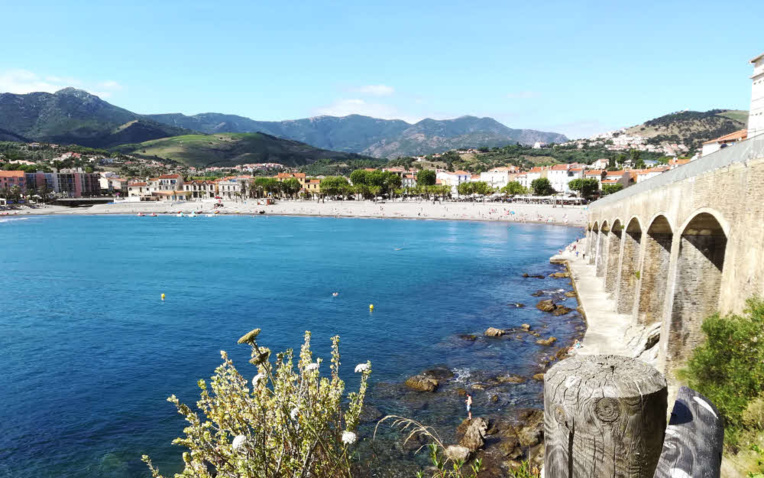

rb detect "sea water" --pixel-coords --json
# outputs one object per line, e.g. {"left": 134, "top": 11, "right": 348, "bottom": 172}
{"left": 0, "top": 215, "right": 581, "bottom": 477}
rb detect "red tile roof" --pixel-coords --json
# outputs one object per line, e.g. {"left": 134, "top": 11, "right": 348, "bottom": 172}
{"left": 703, "top": 129, "right": 747, "bottom": 145}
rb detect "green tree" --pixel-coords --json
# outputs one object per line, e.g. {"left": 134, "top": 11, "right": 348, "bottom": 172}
{"left": 417, "top": 169, "right": 436, "bottom": 187}
{"left": 349, "top": 169, "right": 369, "bottom": 187}
{"left": 601, "top": 183, "right": 623, "bottom": 196}
{"left": 530, "top": 177, "right": 555, "bottom": 196}
{"left": 320, "top": 176, "right": 350, "bottom": 197}
{"left": 143, "top": 328, "right": 372, "bottom": 478}
{"left": 501, "top": 181, "right": 527, "bottom": 195}
{"left": 568, "top": 178, "right": 599, "bottom": 199}
{"left": 280, "top": 178, "right": 301, "bottom": 198}
{"left": 457, "top": 182, "right": 473, "bottom": 196}
{"left": 471, "top": 181, "right": 492, "bottom": 196}
{"left": 683, "top": 298, "right": 764, "bottom": 439}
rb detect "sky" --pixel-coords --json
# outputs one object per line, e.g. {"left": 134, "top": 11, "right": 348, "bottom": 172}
{"left": 1, "top": 0, "right": 763, "bottom": 139}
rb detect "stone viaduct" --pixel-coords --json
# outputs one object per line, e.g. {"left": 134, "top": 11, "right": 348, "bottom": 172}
{"left": 584, "top": 134, "right": 764, "bottom": 373}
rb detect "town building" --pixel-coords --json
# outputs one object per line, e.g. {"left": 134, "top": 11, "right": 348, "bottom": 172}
{"left": 402, "top": 173, "right": 417, "bottom": 188}
{"left": 183, "top": 180, "right": 217, "bottom": 199}
{"left": 0, "top": 171, "right": 26, "bottom": 192}
{"left": 700, "top": 129, "right": 748, "bottom": 157}
{"left": 749, "top": 52, "right": 764, "bottom": 139}
{"left": 479, "top": 166, "right": 518, "bottom": 189}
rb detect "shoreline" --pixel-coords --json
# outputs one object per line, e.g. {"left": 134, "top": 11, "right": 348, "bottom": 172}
{"left": 2, "top": 200, "right": 588, "bottom": 228}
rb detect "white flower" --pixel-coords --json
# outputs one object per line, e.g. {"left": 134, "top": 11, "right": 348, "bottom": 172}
{"left": 252, "top": 373, "right": 265, "bottom": 387}
{"left": 341, "top": 430, "right": 357, "bottom": 445}
{"left": 305, "top": 363, "right": 319, "bottom": 372}
{"left": 232, "top": 435, "right": 247, "bottom": 451}
{"left": 354, "top": 363, "right": 370, "bottom": 373}
{"left": 290, "top": 407, "right": 299, "bottom": 421}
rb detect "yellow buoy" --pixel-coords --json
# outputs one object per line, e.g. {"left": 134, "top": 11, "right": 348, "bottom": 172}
{"left": 161, "top": 293, "right": 166, "bottom": 301}
{"left": 369, "top": 304, "right": 374, "bottom": 311}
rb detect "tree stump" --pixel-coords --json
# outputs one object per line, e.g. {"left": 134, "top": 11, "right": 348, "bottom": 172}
{"left": 544, "top": 355, "right": 668, "bottom": 477}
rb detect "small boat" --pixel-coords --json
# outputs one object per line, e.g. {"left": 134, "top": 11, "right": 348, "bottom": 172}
{"left": 177, "top": 212, "right": 184, "bottom": 217}
{"left": 206, "top": 214, "right": 215, "bottom": 218}
{"left": 189, "top": 212, "right": 197, "bottom": 218}
{"left": 137, "top": 213, "right": 145, "bottom": 217}
{"left": 150, "top": 213, "right": 157, "bottom": 217}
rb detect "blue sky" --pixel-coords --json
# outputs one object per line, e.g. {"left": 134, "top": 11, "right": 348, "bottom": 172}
{"left": 1, "top": 0, "right": 762, "bottom": 138}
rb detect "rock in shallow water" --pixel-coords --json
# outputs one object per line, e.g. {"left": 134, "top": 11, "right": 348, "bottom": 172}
{"left": 404, "top": 374, "right": 438, "bottom": 392}
{"left": 484, "top": 327, "right": 504, "bottom": 337}
{"left": 536, "top": 299, "right": 556, "bottom": 312}
{"left": 536, "top": 336, "right": 557, "bottom": 346}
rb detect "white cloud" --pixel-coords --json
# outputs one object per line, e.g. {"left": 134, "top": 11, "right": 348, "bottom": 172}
{"left": 506, "top": 91, "right": 540, "bottom": 99}
{"left": 314, "top": 99, "right": 419, "bottom": 123}
{"left": 352, "top": 84, "right": 395, "bottom": 96}
{"left": 0, "top": 69, "right": 123, "bottom": 98}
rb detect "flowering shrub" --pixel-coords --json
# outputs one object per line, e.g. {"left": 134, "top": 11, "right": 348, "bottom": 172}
{"left": 143, "top": 328, "right": 372, "bottom": 478}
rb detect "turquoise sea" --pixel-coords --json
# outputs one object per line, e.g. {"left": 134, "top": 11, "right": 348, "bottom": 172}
{"left": 0, "top": 215, "right": 582, "bottom": 477}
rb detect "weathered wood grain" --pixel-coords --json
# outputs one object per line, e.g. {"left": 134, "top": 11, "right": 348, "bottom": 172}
{"left": 653, "top": 386, "right": 724, "bottom": 478}
{"left": 544, "top": 355, "right": 668, "bottom": 477}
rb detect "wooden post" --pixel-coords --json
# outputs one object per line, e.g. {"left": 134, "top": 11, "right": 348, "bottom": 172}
{"left": 544, "top": 354, "right": 668, "bottom": 477}
{"left": 653, "top": 386, "right": 724, "bottom": 478}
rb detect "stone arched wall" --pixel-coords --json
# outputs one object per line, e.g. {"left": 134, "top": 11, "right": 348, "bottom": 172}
{"left": 617, "top": 217, "right": 642, "bottom": 314}
{"left": 666, "top": 212, "right": 727, "bottom": 367}
{"left": 595, "top": 221, "right": 609, "bottom": 277}
{"left": 604, "top": 219, "right": 623, "bottom": 294}
{"left": 637, "top": 215, "right": 673, "bottom": 326}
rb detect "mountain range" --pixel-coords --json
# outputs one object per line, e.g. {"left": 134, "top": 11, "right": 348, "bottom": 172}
{"left": 144, "top": 112, "right": 569, "bottom": 158}
{"left": 0, "top": 88, "right": 568, "bottom": 165}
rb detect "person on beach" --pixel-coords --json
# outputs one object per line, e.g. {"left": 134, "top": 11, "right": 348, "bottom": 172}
{"left": 465, "top": 393, "right": 473, "bottom": 420}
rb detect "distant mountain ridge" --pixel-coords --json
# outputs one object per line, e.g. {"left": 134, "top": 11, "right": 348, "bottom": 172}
{"left": 146, "top": 112, "right": 568, "bottom": 158}
{"left": 0, "top": 88, "right": 191, "bottom": 148}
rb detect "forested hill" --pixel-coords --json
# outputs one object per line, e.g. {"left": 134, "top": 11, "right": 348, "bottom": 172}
{"left": 626, "top": 109, "right": 748, "bottom": 150}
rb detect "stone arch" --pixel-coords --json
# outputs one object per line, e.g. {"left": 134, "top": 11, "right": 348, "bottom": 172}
{"left": 604, "top": 219, "right": 623, "bottom": 292}
{"left": 588, "top": 221, "right": 600, "bottom": 265}
{"left": 667, "top": 211, "right": 728, "bottom": 367}
{"left": 617, "top": 216, "right": 643, "bottom": 313}
{"left": 595, "top": 220, "right": 609, "bottom": 276}
{"left": 637, "top": 215, "right": 673, "bottom": 325}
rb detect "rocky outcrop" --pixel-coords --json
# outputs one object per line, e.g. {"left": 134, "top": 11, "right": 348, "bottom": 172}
{"left": 536, "top": 300, "right": 556, "bottom": 312}
{"left": 457, "top": 417, "right": 488, "bottom": 451}
{"left": 549, "top": 271, "right": 571, "bottom": 279}
{"left": 495, "top": 373, "right": 526, "bottom": 384}
{"left": 445, "top": 445, "right": 471, "bottom": 463}
{"left": 405, "top": 374, "right": 439, "bottom": 392}
{"left": 551, "top": 305, "right": 572, "bottom": 316}
{"left": 458, "top": 334, "right": 477, "bottom": 341}
{"left": 537, "top": 299, "right": 572, "bottom": 316}
{"left": 522, "top": 273, "right": 546, "bottom": 279}
{"left": 520, "top": 323, "right": 531, "bottom": 331}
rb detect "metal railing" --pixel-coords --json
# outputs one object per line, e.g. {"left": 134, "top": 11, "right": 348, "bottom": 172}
{"left": 590, "top": 132, "right": 764, "bottom": 210}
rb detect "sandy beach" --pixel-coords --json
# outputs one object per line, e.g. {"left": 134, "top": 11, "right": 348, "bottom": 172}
{"left": 3, "top": 199, "right": 588, "bottom": 226}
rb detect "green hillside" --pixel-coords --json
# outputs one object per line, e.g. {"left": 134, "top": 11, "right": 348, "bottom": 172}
{"left": 626, "top": 109, "right": 748, "bottom": 150}
{"left": 115, "top": 132, "right": 371, "bottom": 168}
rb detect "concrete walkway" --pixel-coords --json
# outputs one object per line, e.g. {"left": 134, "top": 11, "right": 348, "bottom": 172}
{"left": 553, "top": 250, "right": 632, "bottom": 357}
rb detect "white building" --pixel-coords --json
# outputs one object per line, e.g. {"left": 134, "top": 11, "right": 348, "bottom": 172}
{"left": 479, "top": 167, "right": 517, "bottom": 189}
{"left": 749, "top": 52, "right": 764, "bottom": 139}
{"left": 436, "top": 170, "right": 471, "bottom": 194}
{"left": 546, "top": 164, "right": 584, "bottom": 194}
{"left": 518, "top": 167, "right": 544, "bottom": 190}
{"left": 591, "top": 158, "right": 609, "bottom": 170}
{"left": 700, "top": 129, "right": 748, "bottom": 157}
{"left": 532, "top": 142, "right": 546, "bottom": 149}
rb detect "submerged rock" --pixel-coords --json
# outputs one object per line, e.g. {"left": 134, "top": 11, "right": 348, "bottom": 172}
{"left": 495, "top": 374, "right": 526, "bottom": 384}
{"left": 484, "top": 327, "right": 504, "bottom": 337}
{"left": 508, "top": 303, "right": 525, "bottom": 308}
{"left": 532, "top": 373, "right": 545, "bottom": 381}
{"left": 536, "top": 300, "right": 556, "bottom": 312}
{"left": 565, "top": 291, "right": 577, "bottom": 297}
{"left": 551, "top": 306, "right": 572, "bottom": 316}
{"left": 531, "top": 290, "right": 545, "bottom": 297}
{"left": 520, "top": 323, "right": 531, "bottom": 331}
{"left": 360, "top": 405, "right": 383, "bottom": 423}
{"left": 458, "top": 334, "right": 478, "bottom": 341}
{"left": 405, "top": 374, "right": 439, "bottom": 392}
{"left": 536, "top": 337, "right": 557, "bottom": 346}
{"left": 422, "top": 366, "right": 454, "bottom": 381}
